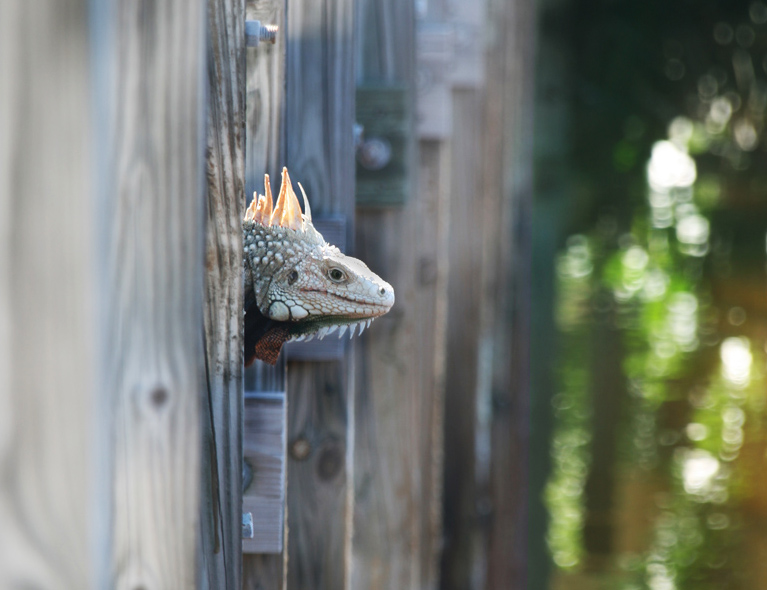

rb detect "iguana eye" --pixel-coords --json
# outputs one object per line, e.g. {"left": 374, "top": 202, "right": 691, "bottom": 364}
{"left": 328, "top": 268, "right": 346, "bottom": 283}
{"left": 288, "top": 270, "right": 299, "bottom": 285}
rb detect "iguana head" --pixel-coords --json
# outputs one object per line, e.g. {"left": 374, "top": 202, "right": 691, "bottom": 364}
{"left": 243, "top": 168, "right": 394, "bottom": 364}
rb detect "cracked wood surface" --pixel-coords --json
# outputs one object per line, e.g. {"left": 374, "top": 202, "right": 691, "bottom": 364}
{"left": 202, "top": 0, "right": 247, "bottom": 588}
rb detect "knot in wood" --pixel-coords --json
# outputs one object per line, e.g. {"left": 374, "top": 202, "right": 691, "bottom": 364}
{"left": 150, "top": 385, "right": 169, "bottom": 408}
{"left": 317, "top": 443, "right": 343, "bottom": 480}
{"left": 290, "top": 438, "right": 311, "bottom": 461}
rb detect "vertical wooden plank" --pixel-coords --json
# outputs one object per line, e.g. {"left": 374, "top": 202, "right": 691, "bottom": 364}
{"left": 353, "top": 141, "right": 451, "bottom": 590}
{"left": 484, "top": 0, "right": 535, "bottom": 587}
{"left": 352, "top": 1, "right": 451, "bottom": 589}
{"left": 245, "top": 0, "right": 286, "bottom": 195}
{"left": 242, "top": 394, "right": 287, "bottom": 554}
{"left": 104, "top": 1, "right": 207, "bottom": 587}
{"left": 243, "top": 0, "right": 289, "bottom": 588}
{"left": 202, "top": 0, "right": 246, "bottom": 587}
{"left": 284, "top": 0, "right": 356, "bottom": 586}
{"left": 0, "top": 1, "right": 103, "bottom": 587}
{"left": 439, "top": 88, "right": 487, "bottom": 590}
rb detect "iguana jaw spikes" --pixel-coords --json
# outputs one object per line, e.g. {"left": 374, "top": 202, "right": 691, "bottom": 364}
{"left": 287, "top": 318, "right": 376, "bottom": 342}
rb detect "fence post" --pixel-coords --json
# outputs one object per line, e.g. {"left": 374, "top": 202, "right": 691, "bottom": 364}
{"left": 201, "top": 0, "right": 247, "bottom": 587}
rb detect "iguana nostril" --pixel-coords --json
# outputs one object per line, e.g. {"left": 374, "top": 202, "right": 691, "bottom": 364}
{"left": 379, "top": 287, "right": 386, "bottom": 296}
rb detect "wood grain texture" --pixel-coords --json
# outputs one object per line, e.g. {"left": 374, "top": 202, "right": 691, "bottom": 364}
{"left": 242, "top": 370, "right": 289, "bottom": 589}
{"left": 242, "top": 394, "right": 287, "bottom": 553}
{"left": 286, "top": 365, "right": 353, "bottom": 590}
{"left": 243, "top": 0, "right": 288, "bottom": 587}
{"left": 245, "top": 0, "right": 286, "bottom": 196}
{"left": 202, "top": 0, "right": 247, "bottom": 587}
{"left": 352, "top": 1, "right": 451, "bottom": 588}
{"left": 283, "top": 0, "right": 357, "bottom": 587}
{"left": 0, "top": 1, "right": 103, "bottom": 587}
{"left": 353, "top": 142, "right": 451, "bottom": 590}
{"left": 104, "top": 1, "right": 207, "bottom": 587}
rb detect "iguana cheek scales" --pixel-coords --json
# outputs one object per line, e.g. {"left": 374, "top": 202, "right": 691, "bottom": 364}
{"left": 243, "top": 167, "right": 395, "bottom": 365}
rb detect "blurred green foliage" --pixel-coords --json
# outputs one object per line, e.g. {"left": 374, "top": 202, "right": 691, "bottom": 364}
{"left": 545, "top": 2, "right": 767, "bottom": 587}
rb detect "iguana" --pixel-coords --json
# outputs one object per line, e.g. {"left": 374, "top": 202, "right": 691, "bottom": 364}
{"left": 243, "top": 167, "right": 395, "bottom": 365}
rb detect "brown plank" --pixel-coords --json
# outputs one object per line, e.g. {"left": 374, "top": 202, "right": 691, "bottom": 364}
{"left": 480, "top": 0, "right": 535, "bottom": 588}
{"left": 282, "top": 0, "right": 357, "bottom": 587}
{"left": 104, "top": 0, "right": 207, "bottom": 586}
{"left": 439, "top": 88, "right": 488, "bottom": 590}
{"left": 0, "top": 1, "right": 104, "bottom": 586}
{"left": 202, "top": 0, "right": 247, "bottom": 587}
{"left": 244, "top": 554, "right": 288, "bottom": 590}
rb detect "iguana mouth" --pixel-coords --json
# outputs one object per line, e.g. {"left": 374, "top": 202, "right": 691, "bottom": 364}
{"left": 301, "top": 288, "right": 392, "bottom": 314}
{"left": 244, "top": 300, "right": 375, "bottom": 367}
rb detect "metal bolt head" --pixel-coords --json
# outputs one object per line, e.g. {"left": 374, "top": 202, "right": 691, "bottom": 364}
{"left": 242, "top": 512, "right": 254, "bottom": 539}
{"left": 357, "top": 136, "right": 392, "bottom": 171}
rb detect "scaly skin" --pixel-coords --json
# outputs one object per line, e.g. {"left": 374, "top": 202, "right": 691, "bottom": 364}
{"left": 243, "top": 168, "right": 394, "bottom": 364}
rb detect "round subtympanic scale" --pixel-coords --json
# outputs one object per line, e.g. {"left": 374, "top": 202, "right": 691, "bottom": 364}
{"left": 269, "top": 300, "right": 290, "bottom": 321}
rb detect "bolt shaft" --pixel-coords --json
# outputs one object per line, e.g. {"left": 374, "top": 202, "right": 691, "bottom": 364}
{"left": 245, "top": 20, "right": 278, "bottom": 47}
{"left": 260, "top": 24, "right": 278, "bottom": 44}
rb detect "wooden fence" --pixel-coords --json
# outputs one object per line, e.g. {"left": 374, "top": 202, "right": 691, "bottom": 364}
{"left": 0, "top": 0, "right": 533, "bottom": 588}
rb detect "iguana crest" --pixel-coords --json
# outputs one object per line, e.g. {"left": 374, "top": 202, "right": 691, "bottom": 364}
{"left": 243, "top": 167, "right": 395, "bottom": 365}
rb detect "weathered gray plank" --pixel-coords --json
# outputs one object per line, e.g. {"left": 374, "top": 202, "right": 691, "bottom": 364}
{"left": 352, "top": 1, "right": 451, "bottom": 588}
{"left": 283, "top": 0, "right": 356, "bottom": 586}
{"left": 245, "top": 0, "right": 286, "bottom": 195}
{"left": 243, "top": 0, "right": 288, "bottom": 587}
{"left": 353, "top": 141, "right": 451, "bottom": 590}
{"left": 104, "top": 1, "right": 207, "bottom": 587}
{"left": 242, "top": 394, "right": 287, "bottom": 554}
{"left": 0, "top": 1, "right": 104, "bottom": 587}
{"left": 202, "top": 0, "right": 247, "bottom": 587}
